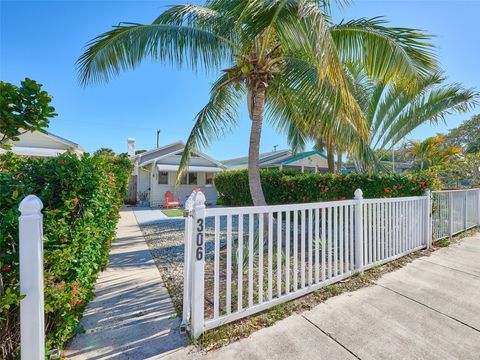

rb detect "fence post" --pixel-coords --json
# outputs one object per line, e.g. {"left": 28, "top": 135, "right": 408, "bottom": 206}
{"left": 354, "top": 189, "right": 364, "bottom": 274}
{"left": 181, "top": 190, "right": 197, "bottom": 333}
{"left": 464, "top": 191, "right": 468, "bottom": 231}
{"left": 19, "top": 195, "right": 44, "bottom": 360}
{"left": 478, "top": 189, "right": 480, "bottom": 227}
{"left": 191, "top": 191, "right": 206, "bottom": 339}
{"left": 449, "top": 191, "right": 453, "bottom": 237}
{"left": 424, "top": 190, "right": 432, "bottom": 248}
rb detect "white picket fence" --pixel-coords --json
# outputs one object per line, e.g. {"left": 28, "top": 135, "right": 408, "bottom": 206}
{"left": 183, "top": 189, "right": 434, "bottom": 337}
{"left": 16, "top": 188, "right": 480, "bottom": 355}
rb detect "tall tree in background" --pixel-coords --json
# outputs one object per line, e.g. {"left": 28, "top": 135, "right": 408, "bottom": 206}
{"left": 77, "top": 0, "right": 437, "bottom": 205}
{"left": 445, "top": 114, "right": 480, "bottom": 154}
{"left": 0, "top": 78, "right": 57, "bottom": 149}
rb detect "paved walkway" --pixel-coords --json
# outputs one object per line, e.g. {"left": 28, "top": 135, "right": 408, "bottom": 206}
{"left": 65, "top": 207, "right": 186, "bottom": 359}
{"left": 167, "top": 232, "right": 480, "bottom": 360}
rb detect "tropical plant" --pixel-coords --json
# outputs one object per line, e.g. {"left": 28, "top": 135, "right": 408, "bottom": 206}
{"left": 430, "top": 152, "right": 480, "bottom": 188}
{"left": 77, "top": 0, "right": 438, "bottom": 205}
{"left": 445, "top": 114, "right": 480, "bottom": 154}
{"left": 407, "top": 136, "right": 463, "bottom": 170}
{"left": 94, "top": 147, "right": 116, "bottom": 156}
{"left": 361, "top": 73, "right": 476, "bottom": 162}
{"left": 0, "top": 78, "right": 57, "bottom": 149}
{"left": 290, "top": 69, "right": 477, "bottom": 173}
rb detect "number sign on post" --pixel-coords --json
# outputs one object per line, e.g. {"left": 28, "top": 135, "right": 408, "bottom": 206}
{"left": 191, "top": 190, "right": 206, "bottom": 338}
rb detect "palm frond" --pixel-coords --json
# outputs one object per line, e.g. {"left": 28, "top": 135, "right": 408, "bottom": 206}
{"left": 77, "top": 23, "right": 234, "bottom": 86}
{"left": 330, "top": 17, "right": 438, "bottom": 83}
{"left": 177, "top": 74, "right": 243, "bottom": 184}
{"left": 380, "top": 85, "right": 479, "bottom": 149}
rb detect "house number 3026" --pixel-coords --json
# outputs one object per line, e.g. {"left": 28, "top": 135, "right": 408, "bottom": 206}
{"left": 196, "top": 218, "right": 204, "bottom": 261}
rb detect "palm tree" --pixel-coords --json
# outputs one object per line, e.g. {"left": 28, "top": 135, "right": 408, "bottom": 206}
{"left": 408, "top": 136, "right": 463, "bottom": 170}
{"left": 360, "top": 72, "right": 477, "bottom": 165}
{"left": 77, "top": 1, "right": 437, "bottom": 205}
{"left": 291, "top": 68, "right": 477, "bottom": 173}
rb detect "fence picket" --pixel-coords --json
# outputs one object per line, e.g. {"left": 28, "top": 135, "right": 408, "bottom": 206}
{"left": 237, "top": 215, "right": 243, "bottom": 312}
{"left": 268, "top": 212, "right": 273, "bottom": 301}
{"left": 214, "top": 215, "right": 220, "bottom": 319}
{"left": 248, "top": 214, "right": 254, "bottom": 308}
{"left": 286, "top": 211, "right": 291, "bottom": 294}
{"left": 226, "top": 215, "right": 232, "bottom": 315}
{"left": 277, "top": 211, "right": 283, "bottom": 297}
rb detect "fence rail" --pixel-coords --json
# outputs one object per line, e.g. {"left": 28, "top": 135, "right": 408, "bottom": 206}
{"left": 183, "top": 188, "right": 451, "bottom": 338}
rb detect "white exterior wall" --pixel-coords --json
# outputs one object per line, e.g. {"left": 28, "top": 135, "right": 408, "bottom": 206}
{"left": 149, "top": 170, "right": 218, "bottom": 207}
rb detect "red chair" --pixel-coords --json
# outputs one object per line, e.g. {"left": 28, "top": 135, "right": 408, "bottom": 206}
{"left": 163, "top": 191, "right": 180, "bottom": 209}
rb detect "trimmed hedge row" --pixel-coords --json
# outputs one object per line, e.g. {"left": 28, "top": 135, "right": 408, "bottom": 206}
{"left": 215, "top": 169, "right": 440, "bottom": 206}
{"left": 0, "top": 153, "right": 132, "bottom": 359}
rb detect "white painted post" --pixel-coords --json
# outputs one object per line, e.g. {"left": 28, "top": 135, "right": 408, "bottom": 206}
{"left": 449, "top": 192, "right": 453, "bottom": 237}
{"left": 19, "top": 195, "right": 44, "bottom": 360}
{"left": 424, "top": 190, "right": 432, "bottom": 248}
{"left": 181, "top": 190, "right": 196, "bottom": 332}
{"left": 354, "top": 189, "right": 364, "bottom": 274}
{"left": 477, "top": 189, "right": 480, "bottom": 227}
{"left": 191, "top": 191, "right": 206, "bottom": 338}
{"left": 464, "top": 191, "right": 468, "bottom": 231}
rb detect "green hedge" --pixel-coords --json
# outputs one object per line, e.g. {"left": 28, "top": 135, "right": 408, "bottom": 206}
{"left": 0, "top": 153, "right": 132, "bottom": 359}
{"left": 215, "top": 170, "right": 440, "bottom": 206}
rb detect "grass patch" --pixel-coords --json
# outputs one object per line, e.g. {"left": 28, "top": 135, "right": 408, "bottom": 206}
{"left": 162, "top": 209, "right": 184, "bottom": 217}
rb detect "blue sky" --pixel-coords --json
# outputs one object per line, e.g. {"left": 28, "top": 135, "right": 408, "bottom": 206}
{"left": 1, "top": 1, "right": 479, "bottom": 158}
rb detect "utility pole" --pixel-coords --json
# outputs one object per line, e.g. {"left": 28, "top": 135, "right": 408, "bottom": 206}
{"left": 392, "top": 147, "right": 395, "bottom": 173}
{"left": 156, "top": 129, "right": 161, "bottom": 148}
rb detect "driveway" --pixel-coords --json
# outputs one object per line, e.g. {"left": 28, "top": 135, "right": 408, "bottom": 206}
{"left": 166, "top": 232, "right": 480, "bottom": 360}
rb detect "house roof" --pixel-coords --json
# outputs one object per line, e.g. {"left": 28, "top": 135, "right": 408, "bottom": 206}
{"left": 0, "top": 130, "right": 84, "bottom": 156}
{"left": 43, "top": 131, "right": 82, "bottom": 150}
{"left": 222, "top": 149, "right": 291, "bottom": 167}
{"left": 223, "top": 149, "right": 328, "bottom": 167}
{"left": 262, "top": 150, "right": 328, "bottom": 166}
{"left": 135, "top": 141, "right": 225, "bottom": 169}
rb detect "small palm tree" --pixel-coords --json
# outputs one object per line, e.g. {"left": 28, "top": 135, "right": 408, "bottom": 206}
{"left": 77, "top": 1, "right": 437, "bottom": 205}
{"left": 408, "top": 136, "right": 463, "bottom": 170}
{"left": 360, "top": 72, "right": 477, "bottom": 158}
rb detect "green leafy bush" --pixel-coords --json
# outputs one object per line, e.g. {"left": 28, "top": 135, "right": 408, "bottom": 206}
{"left": 0, "top": 153, "right": 132, "bottom": 359}
{"left": 430, "top": 152, "right": 480, "bottom": 189}
{"left": 215, "top": 170, "right": 440, "bottom": 206}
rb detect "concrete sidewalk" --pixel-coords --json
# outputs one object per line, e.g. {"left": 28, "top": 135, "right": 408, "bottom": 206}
{"left": 167, "top": 233, "right": 480, "bottom": 360}
{"left": 65, "top": 207, "right": 186, "bottom": 359}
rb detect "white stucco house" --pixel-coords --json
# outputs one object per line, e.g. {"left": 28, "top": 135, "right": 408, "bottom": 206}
{"left": 0, "top": 130, "right": 84, "bottom": 157}
{"left": 128, "top": 139, "right": 225, "bottom": 207}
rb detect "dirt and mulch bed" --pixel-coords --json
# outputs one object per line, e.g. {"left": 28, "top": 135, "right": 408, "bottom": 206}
{"left": 141, "top": 220, "right": 479, "bottom": 353}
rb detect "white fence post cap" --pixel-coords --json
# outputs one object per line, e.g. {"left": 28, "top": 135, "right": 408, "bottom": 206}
{"left": 354, "top": 189, "right": 363, "bottom": 199}
{"left": 19, "top": 195, "right": 43, "bottom": 215}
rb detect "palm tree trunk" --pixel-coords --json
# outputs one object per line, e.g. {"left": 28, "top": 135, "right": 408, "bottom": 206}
{"left": 327, "top": 141, "right": 335, "bottom": 173}
{"left": 337, "top": 151, "right": 343, "bottom": 174}
{"left": 248, "top": 85, "right": 267, "bottom": 206}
